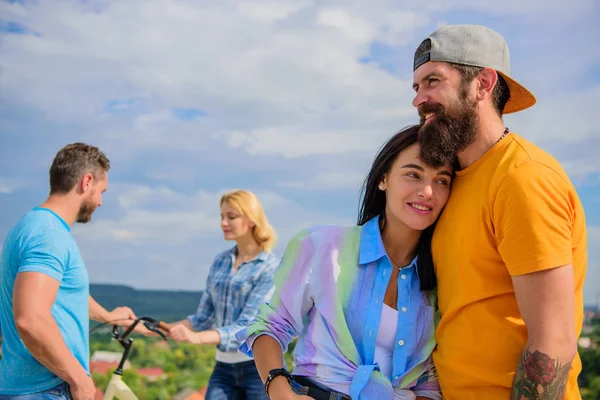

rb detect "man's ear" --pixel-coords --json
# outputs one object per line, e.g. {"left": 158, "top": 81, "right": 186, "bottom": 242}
{"left": 79, "top": 173, "right": 94, "bottom": 194}
{"left": 476, "top": 68, "right": 498, "bottom": 102}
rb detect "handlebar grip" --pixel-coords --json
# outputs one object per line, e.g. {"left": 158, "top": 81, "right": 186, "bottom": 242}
{"left": 157, "top": 321, "right": 171, "bottom": 332}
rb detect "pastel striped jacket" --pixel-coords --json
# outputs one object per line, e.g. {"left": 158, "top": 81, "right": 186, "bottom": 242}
{"left": 236, "top": 216, "right": 440, "bottom": 399}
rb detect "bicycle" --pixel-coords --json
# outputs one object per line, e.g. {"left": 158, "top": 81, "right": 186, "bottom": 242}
{"left": 98, "top": 316, "right": 170, "bottom": 400}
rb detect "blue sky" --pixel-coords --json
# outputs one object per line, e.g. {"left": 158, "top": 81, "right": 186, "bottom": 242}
{"left": 0, "top": 0, "right": 598, "bottom": 306}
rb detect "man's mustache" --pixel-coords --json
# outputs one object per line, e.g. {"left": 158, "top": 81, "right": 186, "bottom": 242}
{"left": 418, "top": 103, "right": 445, "bottom": 123}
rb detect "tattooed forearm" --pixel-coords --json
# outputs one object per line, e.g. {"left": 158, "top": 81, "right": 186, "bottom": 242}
{"left": 511, "top": 346, "right": 572, "bottom": 400}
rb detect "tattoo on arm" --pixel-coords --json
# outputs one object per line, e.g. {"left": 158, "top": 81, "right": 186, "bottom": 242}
{"left": 511, "top": 346, "right": 572, "bottom": 399}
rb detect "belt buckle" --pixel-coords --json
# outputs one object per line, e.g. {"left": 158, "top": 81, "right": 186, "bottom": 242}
{"left": 296, "top": 386, "right": 310, "bottom": 395}
{"left": 329, "top": 393, "right": 351, "bottom": 400}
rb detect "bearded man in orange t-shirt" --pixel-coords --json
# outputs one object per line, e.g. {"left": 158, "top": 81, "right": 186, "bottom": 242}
{"left": 410, "top": 24, "right": 588, "bottom": 400}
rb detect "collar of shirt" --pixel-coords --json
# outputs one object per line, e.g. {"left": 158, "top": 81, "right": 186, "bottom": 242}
{"left": 358, "top": 215, "right": 419, "bottom": 272}
{"left": 230, "top": 246, "right": 269, "bottom": 264}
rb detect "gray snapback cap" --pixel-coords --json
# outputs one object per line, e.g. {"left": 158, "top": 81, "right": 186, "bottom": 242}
{"left": 414, "top": 24, "right": 536, "bottom": 114}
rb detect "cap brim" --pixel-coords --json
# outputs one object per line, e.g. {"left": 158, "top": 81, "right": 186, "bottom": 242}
{"left": 498, "top": 71, "right": 536, "bottom": 114}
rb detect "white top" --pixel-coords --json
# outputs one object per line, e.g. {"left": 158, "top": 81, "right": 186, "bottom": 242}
{"left": 326, "top": 305, "right": 411, "bottom": 398}
{"left": 374, "top": 303, "right": 398, "bottom": 377}
{"left": 215, "top": 349, "right": 252, "bottom": 363}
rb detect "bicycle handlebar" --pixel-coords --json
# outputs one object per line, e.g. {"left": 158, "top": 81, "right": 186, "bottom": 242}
{"left": 111, "top": 316, "right": 170, "bottom": 341}
{"left": 107, "top": 316, "right": 170, "bottom": 375}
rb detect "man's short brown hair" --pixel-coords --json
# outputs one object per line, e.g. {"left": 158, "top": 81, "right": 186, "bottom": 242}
{"left": 49, "top": 143, "right": 110, "bottom": 194}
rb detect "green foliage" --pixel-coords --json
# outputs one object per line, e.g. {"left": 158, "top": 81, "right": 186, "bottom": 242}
{"left": 91, "top": 334, "right": 297, "bottom": 398}
{"left": 579, "top": 317, "right": 600, "bottom": 400}
{"left": 91, "top": 335, "right": 219, "bottom": 397}
{"left": 88, "top": 320, "right": 600, "bottom": 399}
{"left": 92, "top": 372, "right": 109, "bottom": 392}
{"left": 87, "top": 283, "right": 297, "bottom": 397}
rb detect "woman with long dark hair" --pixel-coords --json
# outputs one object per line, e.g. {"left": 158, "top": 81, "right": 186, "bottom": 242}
{"left": 237, "top": 125, "right": 453, "bottom": 400}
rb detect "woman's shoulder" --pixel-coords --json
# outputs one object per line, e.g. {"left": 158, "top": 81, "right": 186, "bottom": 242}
{"left": 211, "top": 246, "right": 236, "bottom": 265}
{"left": 260, "top": 249, "right": 281, "bottom": 268}
{"left": 288, "top": 223, "right": 362, "bottom": 252}
{"left": 310, "top": 223, "right": 361, "bottom": 239}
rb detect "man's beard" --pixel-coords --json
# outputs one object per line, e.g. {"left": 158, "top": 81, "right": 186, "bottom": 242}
{"left": 417, "top": 88, "right": 479, "bottom": 169}
{"left": 76, "top": 198, "right": 97, "bottom": 223}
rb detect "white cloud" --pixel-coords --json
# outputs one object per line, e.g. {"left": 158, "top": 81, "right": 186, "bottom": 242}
{"left": 2, "top": 0, "right": 598, "bottom": 168}
{"left": 590, "top": 226, "right": 600, "bottom": 243}
{"left": 278, "top": 171, "right": 366, "bottom": 191}
{"left": 559, "top": 155, "right": 600, "bottom": 185}
{"left": 77, "top": 184, "right": 351, "bottom": 246}
{"left": 226, "top": 127, "right": 383, "bottom": 158}
{"left": 0, "top": 0, "right": 598, "bottom": 301}
{"left": 503, "top": 84, "right": 600, "bottom": 182}
{"left": 419, "top": 0, "right": 596, "bottom": 21}
{"left": 71, "top": 184, "right": 353, "bottom": 289}
{"left": 0, "top": 179, "right": 28, "bottom": 195}
{"left": 1, "top": 0, "right": 422, "bottom": 158}
{"left": 506, "top": 86, "right": 600, "bottom": 144}
{"left": 585, "top": 226, "right": 600, "bottom": 305}
{"left": 237, "top": 1, "right": 311, "bottom": 22}
{"left": 316, "top": 8, "right": 376, "bottom": 43}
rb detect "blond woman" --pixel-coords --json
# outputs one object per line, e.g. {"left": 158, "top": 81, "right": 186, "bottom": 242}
{"left": 168, "top": 189, "right": 280, "bottom": 399}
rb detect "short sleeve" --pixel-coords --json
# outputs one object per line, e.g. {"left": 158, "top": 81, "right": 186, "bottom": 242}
{"left": 19, "top": 230, "right": 70, "bottom": 282}
{"left": 493, "top": 161, "right": 575, "bottom": 276}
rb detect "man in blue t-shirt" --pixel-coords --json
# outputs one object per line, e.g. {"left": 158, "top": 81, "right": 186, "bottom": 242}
{"left": 0, "top": 143, "right": 139, "bottom": 400}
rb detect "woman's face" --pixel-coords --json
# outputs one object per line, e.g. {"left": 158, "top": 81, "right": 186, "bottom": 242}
{"left": 220, "top": 202, "right": 254, "bottom": 241}
{"left": 381, "top": 142, "right": 453, "bottom": 231}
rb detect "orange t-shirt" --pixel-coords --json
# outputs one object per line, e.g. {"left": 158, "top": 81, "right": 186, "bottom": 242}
{"left": 431, "top": 133, "right": 587, "bottom": 399}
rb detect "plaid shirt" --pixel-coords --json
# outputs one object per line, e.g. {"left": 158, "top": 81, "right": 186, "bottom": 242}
{"left": 187, "top": 246, "right": 280, "bottom": 352}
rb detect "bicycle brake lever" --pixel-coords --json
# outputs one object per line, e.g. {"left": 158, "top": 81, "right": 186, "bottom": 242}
{"left": 155, "top": 329, "right": 168, "bottom": 341}
{"left": 143, "top": 321, "right": 153, "bottom": 330}
{"left": 142, "top": 321, "right": 169, "bottom": 341}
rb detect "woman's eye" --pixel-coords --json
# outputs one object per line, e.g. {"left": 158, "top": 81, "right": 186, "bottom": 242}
{"left": 407, "top": 173, "right": 419, "bottom": 179}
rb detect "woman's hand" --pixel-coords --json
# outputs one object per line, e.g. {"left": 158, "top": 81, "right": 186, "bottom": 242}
{"left": 267, "top": 377, "right": 314, "bottom": 400}
{"left": 168, "top": 324, "right": 200, "bottom": 344}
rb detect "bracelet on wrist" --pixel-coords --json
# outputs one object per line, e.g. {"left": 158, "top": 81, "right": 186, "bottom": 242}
{"left": 264, "top": 368, "right": 292, "bottom": 398}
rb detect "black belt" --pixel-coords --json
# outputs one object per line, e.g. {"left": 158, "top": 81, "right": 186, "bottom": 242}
{"left": 291, "top": 375, "right": 352, "bottom": 400}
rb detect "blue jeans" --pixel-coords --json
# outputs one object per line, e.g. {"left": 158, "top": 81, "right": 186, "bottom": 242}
{"left": 205, "top": 360, "right": 268, "bottom": 400}
{"left": 0, "top": 382, "right": 72, "bottom": 400}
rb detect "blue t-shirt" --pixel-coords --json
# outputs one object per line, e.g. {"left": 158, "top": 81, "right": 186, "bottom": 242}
{"left": 0, "top": 207, "right": 90, "bottom": 395}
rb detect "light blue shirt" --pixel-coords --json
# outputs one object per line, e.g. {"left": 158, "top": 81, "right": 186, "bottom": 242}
{"left": 0, "top": 207, "right": 90, "bottom": 395}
